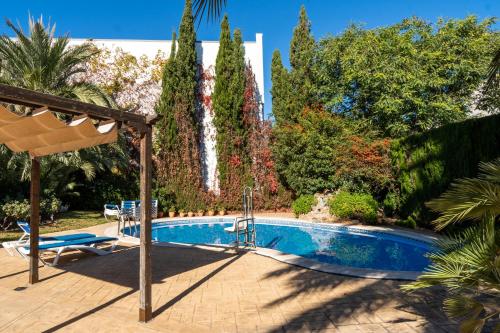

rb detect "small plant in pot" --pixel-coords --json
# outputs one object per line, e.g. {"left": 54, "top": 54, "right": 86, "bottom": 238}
{"left": 187, "top": 205, "right": 194, "bottom": 218}
{"left": 207, "top": 206, "right": 215, "bottom": 216}
{"left": 196, "top": 204, "right": 204, "bottom": 217}
{"left": 178, "top": 209, "right": 186, "bottom": 218}
{"left": 168, "top": 206, "right": 176, "bottom": 218}
{"left": 217, "top": 205, "right": 226, "bottom": 216}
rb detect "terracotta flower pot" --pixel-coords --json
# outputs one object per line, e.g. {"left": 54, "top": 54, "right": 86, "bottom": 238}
{"left": 207, "top": 210, "right": 215, "bottom": 216}
{"left": 187, "top": 211, "right": 194, "bottom": 218}
{"left": 196, "top": 211, "right": 204, "bottom": 217}
{"left": 179, "top": 212, "right": 186, "bottom": 218}
{"left": 218, "top": 210, "right": 226, "bottom": 216}
{"left": 168, "top": 211, "right": 176, "bottom": 218}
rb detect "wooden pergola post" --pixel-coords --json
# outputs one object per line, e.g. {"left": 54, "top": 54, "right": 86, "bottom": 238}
{"left": 0, "top": 84, "right": 159, "bottom": 323}
{"left": 29, "top": 156, "right": 40, "bottom": 284}
{"left": 139, "top": 125, "right": 153, "bottom": 322}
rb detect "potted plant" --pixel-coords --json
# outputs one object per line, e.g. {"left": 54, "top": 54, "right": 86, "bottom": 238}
{"left": 218, "top": 205, "right": 226, "bottom": 216}
{"left": 187, "top": 205, "right": 194, "bottom": 217}
{"left": 207, "top": 206, "right": 215, "bottom": 216}
{"left": 178, "top": 209, "right": 186, "bottom": 218}
{"left": 196, "top": 206, "right": 204, "bottom": 217}
{"left": 168, "top": 206, "right": 176, "bottom": 218}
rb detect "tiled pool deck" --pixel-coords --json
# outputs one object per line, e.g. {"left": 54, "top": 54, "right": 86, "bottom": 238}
{"left": 0, "top": 220, "right": 462, "bottom": 332}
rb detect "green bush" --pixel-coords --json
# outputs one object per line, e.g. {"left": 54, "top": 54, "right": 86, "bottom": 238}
{"left": 391, "top": 113, "right": 500, "bottom": 226}
{"left": 329, "top": 192, "right": 378, "bottom": 224}
{"left": 382, "top": 191, "right": 400, "bottom": 217}
{"left": 292, "top": 194, "right": 317, "bottom": 217}
{"left": 40, "top": 196, "right": 62, "bottom": 221}
{"left": 395, "top": 217, "right": 417, "bottom": 229}
{"left": 0, "top": 199, "right": 30, "bottom": 229}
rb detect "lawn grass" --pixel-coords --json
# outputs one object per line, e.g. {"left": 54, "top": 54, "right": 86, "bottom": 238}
{"left": 0, "top": 211, "right": 108, "bottom": 243}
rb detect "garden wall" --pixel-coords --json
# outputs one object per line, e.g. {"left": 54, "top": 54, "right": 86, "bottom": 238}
{"left": 391, "top": 113, "right": 500, "bottom": 226}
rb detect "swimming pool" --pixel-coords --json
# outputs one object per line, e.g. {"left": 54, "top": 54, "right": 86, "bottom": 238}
{"left": 124, "top": 218, "right": 433, "bottom": 280}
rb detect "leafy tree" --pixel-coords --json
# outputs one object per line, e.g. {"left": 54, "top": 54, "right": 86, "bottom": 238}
{"left": 272, "top": 106, "right": 343, "bottom": 195}
{"left": 403, "top": 159, "right": 500, "bottom": 332}
{"left": 0, "top": 16, "right": 127, "bottom": 202}
{"left": 315, "top": 16, "right": 498, "bottom": 137}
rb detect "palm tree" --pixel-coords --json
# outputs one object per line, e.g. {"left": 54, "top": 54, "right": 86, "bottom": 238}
{"left": 0, "top": 16, "right": 127, "bottom": 200}
{"left": 403, "top": 159, "right": 500, "bottom": 333}
{"left": 0, "top": 16, "right": 115, "bottom": 107}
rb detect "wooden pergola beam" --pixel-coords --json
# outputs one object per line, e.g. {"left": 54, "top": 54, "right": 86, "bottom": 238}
{"left": 0, "top": 83, "right": 153, "bottom": 126}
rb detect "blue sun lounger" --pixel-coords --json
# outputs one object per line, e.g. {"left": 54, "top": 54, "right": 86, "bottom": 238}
{"left": 16, "top": 221, "right": 95, "bottom": 242}
{"left": 17, "top": 236, "right": 119, "bottom": 266}
{"left": 2, "top": 221, "right": 97, "bottom": 257}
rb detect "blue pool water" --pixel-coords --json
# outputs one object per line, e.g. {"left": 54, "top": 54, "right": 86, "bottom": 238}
{"left": 126, "top": 218, "right": 431, "bottom": 272}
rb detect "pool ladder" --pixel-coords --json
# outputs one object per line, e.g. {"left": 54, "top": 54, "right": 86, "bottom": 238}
{"left": 227, "top": 187, "right": 256, "bottom": 249}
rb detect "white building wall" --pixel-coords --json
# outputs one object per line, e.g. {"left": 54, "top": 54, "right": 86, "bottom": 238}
{"left": 68, "top": 34, "right": 264, "bottom": 193}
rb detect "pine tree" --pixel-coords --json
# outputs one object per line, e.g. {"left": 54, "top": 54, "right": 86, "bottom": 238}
{"left": 289, "top": 5, "right": 316, "bottom": 116}
{"left": 271, "top": 49, "right": 291, "bottom": 125}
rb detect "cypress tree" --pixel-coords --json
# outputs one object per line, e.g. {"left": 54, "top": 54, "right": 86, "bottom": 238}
{"left": 289, "top": 5, "right": 316, "bottom": 116}
{"left": 156, "top": 0, "right": 203, "bottom": 209}
{"left": 213, "top": 15, "right": 234, "bottom": 191}
{"left": 156, "top": 32, "right": 177, "bottom": 153}
{"left": 271, "top": 49, "right": 291, "bottom": 125}
{"left": 176, "top": 0, "right": 198, "bottom": 122}
{"left": 231, "top": 29, "right": 246, "bottom": 137}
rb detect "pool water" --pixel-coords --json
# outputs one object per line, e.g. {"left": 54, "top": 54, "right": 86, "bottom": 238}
{"left": 129, "top": 219, "right": 431, "bottom": 272}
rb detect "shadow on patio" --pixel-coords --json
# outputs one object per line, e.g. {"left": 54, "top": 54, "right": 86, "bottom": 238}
{"left": 15, "top": 244, "right": 241, "bottom": 332}
{"left": 261, "top": 264, "right": 458, "bottom": 333}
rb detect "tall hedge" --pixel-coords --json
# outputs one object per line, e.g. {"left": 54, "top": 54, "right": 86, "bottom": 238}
{"left": 392, "top": 113, "right": 500, "bottom": 226}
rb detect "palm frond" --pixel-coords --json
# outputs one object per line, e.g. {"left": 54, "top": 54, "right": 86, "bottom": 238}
{"left": 193, "top": 0, "right": 227, "bottom": 22}
{"left": 427, "top": 178, "right": 500, "bottom": 230}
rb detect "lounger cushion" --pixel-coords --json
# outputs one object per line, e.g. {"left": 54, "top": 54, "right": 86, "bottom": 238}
{"left": 40, "top": 233, "right": 96, "bottom": 242}
{"left": 29, "top": 236, "right": 117, "bottom": 251}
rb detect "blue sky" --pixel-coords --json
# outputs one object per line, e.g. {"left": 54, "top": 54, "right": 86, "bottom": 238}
{"left": 1, "top": 0, "right": 498, "bottom": 117}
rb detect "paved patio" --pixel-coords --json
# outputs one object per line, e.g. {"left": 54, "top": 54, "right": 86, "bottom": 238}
{"left": 0, "top": 222, "right": 460, "bottom": 333}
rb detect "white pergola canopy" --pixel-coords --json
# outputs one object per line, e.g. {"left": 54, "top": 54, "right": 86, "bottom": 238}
{"left": 0, "top": 105, "right": 118, "bottom": 157}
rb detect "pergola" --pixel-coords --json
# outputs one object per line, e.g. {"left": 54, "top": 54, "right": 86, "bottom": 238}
{"left": 0, "top": 83, "right": 156, "bottom": 322}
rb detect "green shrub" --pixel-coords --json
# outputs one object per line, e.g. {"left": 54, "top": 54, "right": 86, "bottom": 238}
{"left": 395, "top": 218, "right": 417, "bottom": 229}
{"left": 382, "top": 191, "right": 400, "bottom": 217}
{"left": 391, "top": 113, "right": 500, "bottom": 226}
{"left": 41, "top": 196, "right": 62, "bottom": 220}
{"left": 1, "top": 199, "right": 30, "bottom": 221}
{"left": 292, "top": 194, "right": 317, "bottom": 217}
{"left": 329, "top": 192, "right": 378, "bottom": 224}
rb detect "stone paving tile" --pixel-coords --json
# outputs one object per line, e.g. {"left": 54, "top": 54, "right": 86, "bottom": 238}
{"left": 0, "top": 222, "right": 463, "bottom": 333}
